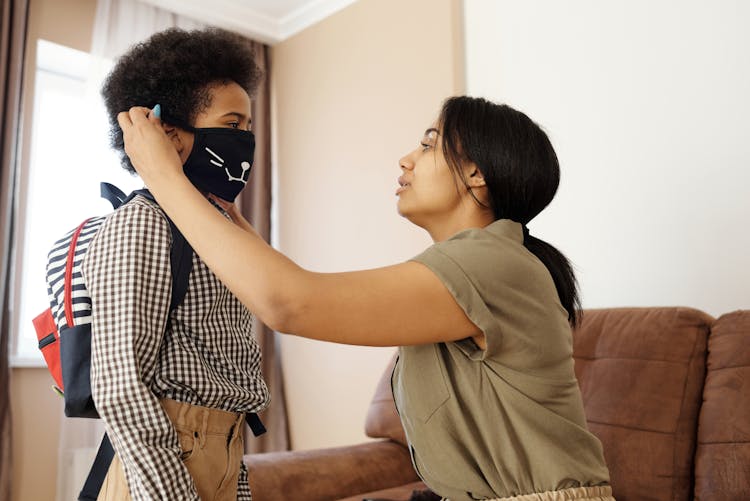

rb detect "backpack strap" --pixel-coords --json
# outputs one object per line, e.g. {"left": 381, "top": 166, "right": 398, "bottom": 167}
{"left": 64, "top": 219, "right": 91, "bottom": 328}
{"left": 100, "top": 182, "right": 128, "bottom": 210}
{"left": 165, "top": 218, "right": 192, "bottom": 312}
{"left": 78, "top": 434, "right": 114, "bottom": 501}
{"left": 246, "top": 412, "right": 267, "bottom": 437}
{"left": 120, "top": 187, "right": 194, "bottom": 312}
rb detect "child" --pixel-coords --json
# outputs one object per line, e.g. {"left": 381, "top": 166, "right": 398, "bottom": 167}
{"left": 84, "top": 28, "right": 268, "bottom": 500}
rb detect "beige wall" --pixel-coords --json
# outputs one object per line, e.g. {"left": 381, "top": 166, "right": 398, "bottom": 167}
{"left": 271, "top": 0, "right": 465, "bottom": 450}
{"left": 33, "top": 0, "right": 98, "bottom": 52}
{"left": 12, "top": 1, "right": 97, "bottom": 500}
{"left": 10, "top": 368, "right": 64, "bottom": 501}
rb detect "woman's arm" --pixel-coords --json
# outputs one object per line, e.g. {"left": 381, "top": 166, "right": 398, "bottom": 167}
{"left": 118, "top": 107, "right": 481, "bottom": 346}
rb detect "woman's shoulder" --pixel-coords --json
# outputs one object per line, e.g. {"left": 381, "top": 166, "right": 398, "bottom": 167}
{"left": 412, "top": 219, "right": 558, "bottom": 318}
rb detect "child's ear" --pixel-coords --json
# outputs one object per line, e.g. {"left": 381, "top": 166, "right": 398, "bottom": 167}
{"left": 162, "top": 123, "right": 186, "bottom": 154}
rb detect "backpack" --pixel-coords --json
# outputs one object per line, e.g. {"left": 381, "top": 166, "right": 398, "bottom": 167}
{"left": 33, "top": 183, "right": 194, "bottom": 417}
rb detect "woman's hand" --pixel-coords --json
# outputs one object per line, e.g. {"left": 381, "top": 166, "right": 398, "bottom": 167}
{"left": 117, "top": 106, "right": 183, "bottom": 187}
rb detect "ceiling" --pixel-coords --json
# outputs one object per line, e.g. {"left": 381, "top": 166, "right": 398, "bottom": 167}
{"left": 139, "top": 0, "right": 359, "bottom": 44}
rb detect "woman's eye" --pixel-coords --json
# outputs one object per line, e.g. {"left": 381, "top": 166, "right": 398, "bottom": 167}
{"left": 420, "top": 142, "right": 432, "bottom": 151}
{"left": 229, "top": 122, "right": 240, "bottom": 129}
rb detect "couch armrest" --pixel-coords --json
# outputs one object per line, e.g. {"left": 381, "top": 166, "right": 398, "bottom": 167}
{"left": 245, "top": 440, "right": 418, "bottom": 501}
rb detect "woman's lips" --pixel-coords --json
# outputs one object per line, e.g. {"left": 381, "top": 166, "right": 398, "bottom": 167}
{"left": 396, "top": 176, "right": 411, "bottom": 195}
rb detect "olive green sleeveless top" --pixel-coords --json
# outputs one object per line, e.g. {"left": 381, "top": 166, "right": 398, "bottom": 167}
{"left": 392, "top": 219, "right": 610, "bottom": 500}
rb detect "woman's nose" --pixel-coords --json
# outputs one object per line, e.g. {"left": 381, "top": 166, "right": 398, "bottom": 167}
{"left": 399, "top": 151, "right": 415, "bottom": 171}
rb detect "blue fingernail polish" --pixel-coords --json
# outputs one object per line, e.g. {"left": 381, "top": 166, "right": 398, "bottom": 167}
{"left": 153, "top": 104, "right": 161, "bottom": 118}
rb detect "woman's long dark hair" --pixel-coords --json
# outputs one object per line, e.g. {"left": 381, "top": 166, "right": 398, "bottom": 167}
{"left": 440, "top": 96, "right": 582, "bottom": 326}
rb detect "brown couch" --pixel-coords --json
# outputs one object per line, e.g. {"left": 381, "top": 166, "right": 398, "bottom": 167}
{"left": 245, "top": 307, "right": 750, "bottom": 501}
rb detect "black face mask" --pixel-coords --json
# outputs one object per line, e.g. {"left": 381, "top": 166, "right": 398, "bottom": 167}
{"left": 163, "top": 114, "right": 255, "bottom": 202}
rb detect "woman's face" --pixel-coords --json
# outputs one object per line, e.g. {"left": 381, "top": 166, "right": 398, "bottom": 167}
{"left": 173, "top": 81, "right": 252, "bottom": 163}
{"left": 396, "top": 126, "right": 468, "bottom": 228}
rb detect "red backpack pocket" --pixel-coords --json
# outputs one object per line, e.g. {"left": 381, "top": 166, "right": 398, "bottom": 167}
{"left": 33, "top": 308, "right": 64, "bottom": 391}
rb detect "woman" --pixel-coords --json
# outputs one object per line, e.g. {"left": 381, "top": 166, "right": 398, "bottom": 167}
{"left": 118, "top": 96, "right": 614, "bottom": 501}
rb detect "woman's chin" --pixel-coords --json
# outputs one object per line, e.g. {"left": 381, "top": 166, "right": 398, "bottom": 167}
{"left": 396, "top": 203, "right": 420, "bottom": 227}
{"left": 396, "top": 199, "right": 411, "bottom": 218}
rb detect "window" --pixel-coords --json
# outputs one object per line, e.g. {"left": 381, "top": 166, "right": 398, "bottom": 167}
{"left": 11, "top": 40, "right": 142, "bottom": 365}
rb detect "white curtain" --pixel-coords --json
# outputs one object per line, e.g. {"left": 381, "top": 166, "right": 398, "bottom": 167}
{"left": 90, "top": 0, "right": 204, "bottom": 60}
{"left": 56, "top": 1, "right": 204, "bottom": 499}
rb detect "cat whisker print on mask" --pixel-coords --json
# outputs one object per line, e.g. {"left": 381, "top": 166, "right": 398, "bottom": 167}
{"left": 205, "top": 147, "right": 250, "bottom": 184}
{"left": 206, "top": 147, "right": 225, "bottom": 168}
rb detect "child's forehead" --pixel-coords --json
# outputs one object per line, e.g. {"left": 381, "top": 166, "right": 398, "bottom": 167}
{"left": 204, "top": 81, "right": 252, "bottom": 115}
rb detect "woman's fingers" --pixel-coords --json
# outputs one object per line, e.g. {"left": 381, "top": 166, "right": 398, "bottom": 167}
{"left": 117, "top": 110, "right": 133, "bottom": 131}
{"left": 118, "top": 105, "right": 183, "bottom": 184}
{"left": 117, "top": 106, "right": 155, "bottom": 139}
{"left": 128, "top": 105, "right": 151, "bottom": 124}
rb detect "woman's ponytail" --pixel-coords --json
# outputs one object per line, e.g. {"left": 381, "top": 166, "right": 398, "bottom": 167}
{"left": 523, "top": 233, "right": 582, "bottom": 327}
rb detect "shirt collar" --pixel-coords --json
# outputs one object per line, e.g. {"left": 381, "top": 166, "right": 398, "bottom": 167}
{"left": 484, "top": 219, "right": 524, "bottom": 244}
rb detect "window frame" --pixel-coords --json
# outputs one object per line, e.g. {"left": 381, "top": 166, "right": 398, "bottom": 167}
{"left": 9, "top": 39, "right": 139, "bottom": 367}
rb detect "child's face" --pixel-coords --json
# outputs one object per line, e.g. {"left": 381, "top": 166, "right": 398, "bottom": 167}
{"left": 175, "top": 81, "right": 252, "bottom": 164}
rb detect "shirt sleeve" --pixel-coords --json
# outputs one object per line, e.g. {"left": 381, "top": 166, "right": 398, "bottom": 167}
{"left": 411, "top": 234, "right": 505, "bottom": 360}
{"left": 238, "top": 461, "right": 252, "bottom": 500}
{"left": 84, "top": 200, "right": 199, "bottom": 501}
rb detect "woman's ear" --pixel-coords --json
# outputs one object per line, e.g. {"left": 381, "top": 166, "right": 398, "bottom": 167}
{"left": 466, "top": 164, "right": 486, "bottom": 188}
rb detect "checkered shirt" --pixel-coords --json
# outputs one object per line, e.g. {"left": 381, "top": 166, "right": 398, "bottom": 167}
{"left": 82, "top": 195, "right": 269, "bottom": 500}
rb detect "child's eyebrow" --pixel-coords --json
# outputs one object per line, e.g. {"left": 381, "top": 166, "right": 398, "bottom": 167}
{"left": 220, "top": 111, "right": 251, "bottom": 123}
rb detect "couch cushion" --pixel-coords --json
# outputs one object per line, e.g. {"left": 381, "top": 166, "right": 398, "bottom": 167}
{"left": 246, "top": 441, "right": 418, "bottom": 501}
{"left": 365, "top": 353, "right": 408, "bottom": 446}
{"left": 573, "top": 307, "right": 712, "bottom": 501}
{"left": 694, "top": 310, "right": 750, "bottom": 499}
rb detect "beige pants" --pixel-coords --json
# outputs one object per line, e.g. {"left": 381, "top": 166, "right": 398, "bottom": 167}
{"left": 490, "top": 485, "right": 615, "bottom": 501}
{"left": 97, "top": 399, "right": 245, "bottom": 501}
